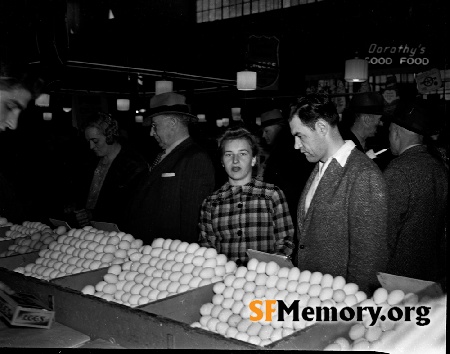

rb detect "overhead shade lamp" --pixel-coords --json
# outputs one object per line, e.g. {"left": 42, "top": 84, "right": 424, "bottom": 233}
{"left": 117, "top": 98, "right": 130, "bottom": 111}
{"left": 197, "top": 114, "right": 206, "bottom": 123}
{"left": 43, "top": 112, "right": 52, "bottom": 121}
{"left": 237, "top": 71, "right": 257, "bottom": 90}
{"left": 155, "top": 80, "right": 173, "bottom": 95}
{"left": 35, "top": 93, "right": 50, "bottom": 107}
{"left": 231, "top": 107, "right": 241, "bottom": 121}
{"left": 135, "top": 115, "right": 143, "bottom": 123}
{"left": 345, "top": 56, "right": 369, "bottom": 83}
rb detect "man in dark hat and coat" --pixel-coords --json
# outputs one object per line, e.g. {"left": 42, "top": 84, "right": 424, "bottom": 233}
{"left": 259, "top": 108, "right": 313, "bottom": 224}
{"left": 384, "top": 98, "right": 448, "bottom": 285}
{"left": 340, "top": 91, "right": 392, "bottom": 170}
{"left": 125, "top": 92, "right": 216, "bottom": 244}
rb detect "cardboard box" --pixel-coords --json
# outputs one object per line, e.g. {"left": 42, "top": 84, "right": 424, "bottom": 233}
{"left": 0, "top": 289, "right": 55, "bottom": 329}
{"left": 0, "top": 251, "right": 39, "bottom": 271}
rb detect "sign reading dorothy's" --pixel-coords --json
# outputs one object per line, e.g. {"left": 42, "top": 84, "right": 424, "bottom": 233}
{"left": 365, "top": 43, "right": 429, "bottom": 66}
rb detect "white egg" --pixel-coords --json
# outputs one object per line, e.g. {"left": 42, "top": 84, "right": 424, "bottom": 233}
{"left": 277, "top": 267, "right": 290, "bottom": 278}
{"left": 214, "top": 266, "right": 226, "bottom": 277}
{"left": 151, "top": 238, "right": 164, "bottom": 248}
{"left": 343, "top": 282, "right": 359, "bottom": 295}
{"left": 215, "top": 254, "right": 228, "bottom": 266}
{"left": 202, "top": 258, "right": 217, "bottom": 269}
{"left": 81, "top": 285, "right": 96, "bottom": 295}
{"left": 265, "top": 261, "right": 280, "bottom": 276}
{"left": 224, "top": 260, "right": 237, "bottom": 274}
{"left": 332, "top": 289, "right": 347, "bottom": 303}
{"left": 183, "top": 253, "right": 195, "bottom": 264}
{"left": 332, "top": 275, "right": 346, "bottom": 290}
{"left": 387, "top": 289, "right": 405, "bottom": 305}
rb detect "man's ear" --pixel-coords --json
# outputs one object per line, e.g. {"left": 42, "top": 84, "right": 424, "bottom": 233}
{"left": 362, "top": 114, "right": 372, "bottom": 126}
{"left": 251, "top": 157, "right": 256, "bottom": 167}
{"left": 315, "top": 119, "right": 328, "bottom": 136}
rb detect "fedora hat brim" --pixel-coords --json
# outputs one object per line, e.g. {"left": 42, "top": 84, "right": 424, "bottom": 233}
{"left": 143, "top": 105, "right": 198, "bottom": 126}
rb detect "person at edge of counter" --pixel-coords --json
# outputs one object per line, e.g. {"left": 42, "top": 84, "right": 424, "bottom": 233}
{"left": 384, "top": 98, "right": 448, "bottom": 287}
{"left": 125, "top": 92, "right": 215, "bottom": 245}
{"left": 289, "top": 93, "right": 388, "bottom": 295}
{"left": 67, "top": 112, "right": 149, "bottom": 230}
{"left": 258, "top": 108, "right": 313, "bottom": 226}
{"left": 198, "top": 125, "right": 294, "bottom": 266}
{"left": 0, "top": 60, "right": 43, "bottom": 222}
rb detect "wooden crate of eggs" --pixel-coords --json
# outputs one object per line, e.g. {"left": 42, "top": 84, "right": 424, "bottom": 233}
{"left": 80, "top": 238, "right": 238, "bottom": 308}
{"left": 12, "top": 226, "right": 142, "bottom": 281}
{"left": 189, "top": 258, "right": 368, "bottom": 348}
{"left": 0, "top": 221, "right": 58, "bottom": 257}
{"left": 324, "top": 273, "right": 445, "bottom": 351}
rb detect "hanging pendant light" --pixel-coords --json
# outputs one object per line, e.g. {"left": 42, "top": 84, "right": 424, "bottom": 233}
{"left": 237, "top": 71, "right": 257, "bottom": 90}
{"left": 345, "top": 56, "right": 369, "bottom": 83}
{"left": 155, "top": 80, "right": 173, "bottom": 95}
{"left": 117, "top": 98, "right": 130, "bottom": 111}
{"left": 43, "top": 112, "right": 52, "bottom": 121}
{"left": 35, "top": 93, "right": 50, "bottom": 107}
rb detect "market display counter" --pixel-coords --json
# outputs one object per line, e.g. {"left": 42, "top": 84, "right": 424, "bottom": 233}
{"left": 0, "top": 236, "right": 445, "bottom": 350}
{"left": 0, "top": 264, "right": 356, "bottom": 350}
{"left": 0, "top": 320, "right": 90, "bottom": 348}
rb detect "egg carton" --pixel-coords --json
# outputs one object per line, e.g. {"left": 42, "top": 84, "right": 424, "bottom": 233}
{"left": 190, "top": 258, "right": 368, "bottom": 347}
{"left": 13, "top": 226, "right": 138, "bottom": 281}
{"left": 80, "top": 238, "right": 238, "bottom": 307}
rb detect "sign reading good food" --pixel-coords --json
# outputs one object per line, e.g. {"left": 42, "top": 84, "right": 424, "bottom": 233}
{"left": 365, "top": 43, "right": 429, "bottom": 65}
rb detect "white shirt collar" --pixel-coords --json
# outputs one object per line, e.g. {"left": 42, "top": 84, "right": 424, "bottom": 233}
{"left": 319, "top": 140, "right": 356, "bottom": 174}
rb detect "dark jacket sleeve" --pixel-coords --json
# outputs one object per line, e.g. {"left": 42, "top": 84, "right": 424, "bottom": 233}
{"left": 180, "top": 148, "right": 216, "bottom": 243}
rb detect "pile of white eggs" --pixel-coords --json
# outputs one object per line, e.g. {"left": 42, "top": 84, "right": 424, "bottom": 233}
{"left": 14, "top": 226, "right": 139, "bottom": 280}
{"left": 80, "top": 238, "right": 237, "bottom": 307}
{"left": 190, "top": 258, "right": 368, "bottom": 347}
{"left": 324, "top": 287, "right": 428, "bottom": 351}
{"left": 370, "top": 295, "right": 446, "bottom": 354}
{"left": 0, "top": 223, "right": 64, "bottom": 257}
{"left": 1, "top": 221, "right": 52, "bottom": 241}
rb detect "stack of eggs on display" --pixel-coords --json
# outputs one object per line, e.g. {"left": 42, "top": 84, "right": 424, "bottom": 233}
{"left": 323, "top": 287, "right": 432, "bottom": 351}
{"left": 370, "top": 295, "right": 446, "bottom": 354}
{"left": 190, "top": 258, "right": 368, "bottom": 347}
{"left": 80, "top": 238, "right": 237, "bottom": 307}
{"left": 13, "top": 226, "right": 140, "bottom": 280}
{"left": 0, "top": 221, "right": 59, "bottom": 257}
{"left": 0, "top": 216, "right": 13, "bottom": 227}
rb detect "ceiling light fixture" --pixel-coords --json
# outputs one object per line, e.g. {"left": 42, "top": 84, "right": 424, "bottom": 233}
{"left": 345, "top": 55, "right": 369, "bottom": 83}
{"left": 155, "top": 80, "right": 173, "bottom": 95}
{"left": 35, "top": 93, "right": 50, "bottom": 107}
{"left": 237, "top": 70, "right": 257, "bottom": 90}
{"left": 117, "top": 98, "right": 130, "bottom": 111}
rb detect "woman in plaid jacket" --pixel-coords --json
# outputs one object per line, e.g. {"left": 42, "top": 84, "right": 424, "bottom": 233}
{"left": 198, "top": 126, "right": 294, "bottom": 266}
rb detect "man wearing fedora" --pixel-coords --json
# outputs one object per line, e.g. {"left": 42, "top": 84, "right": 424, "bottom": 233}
{"left": 384, "top": 99, "right": 448, "bottom": 284}
{"left": 259, "top": 108, "right": 313, "bottom": 222}
{"left": 340, "top": 91, "right": 393, "bottom": 170}
{"left": 125, "top": 92, "right": 216, "bottom": 244}
{"left": 341, "top": 91, "right": 385, "bottom": 152}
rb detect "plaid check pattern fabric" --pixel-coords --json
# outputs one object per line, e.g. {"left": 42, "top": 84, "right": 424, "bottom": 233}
{"left": 198, "top": 178, "right": 294, "bottom": 266}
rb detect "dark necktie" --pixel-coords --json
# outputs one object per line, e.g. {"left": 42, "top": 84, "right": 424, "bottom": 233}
{"left": 150, "top": 150, "right": 165, "bottom": 171}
